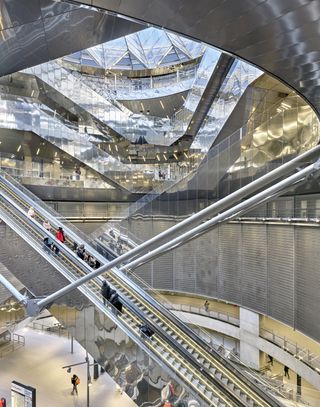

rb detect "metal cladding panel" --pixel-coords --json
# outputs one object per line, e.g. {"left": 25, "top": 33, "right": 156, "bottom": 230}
{"left": 133, "top": 262, "right": 153, "bottom": 287}
{"left": 130, "top": 218, "right": 149, "bottom": 241}
{"left": 152, "top": 253, "right": 174, "bottom": 290}
{"left": 0, "top": 223, "right": 84, "bottom": 306}
{"left": 295, "top": 227, "right": 320, "bottom": 340}
{"left": 240, "top": 224, "right": 268, "bottom": 313}
{"left": 267, "top": 225, "right": 294, "bottom": 325}
{"left": 194, "top": 229, "right": 219, "bottom": 297}
{"left": 217, "top": 224, "right": 242, "bottom": 304}
{"left": 150, "top": 220, "right": 174, "bottom": 290}
{"left": 173, "top": 242, "right": 196, "bottom": 293}
{"left": 152, "top": 219, "right": 174, "bottom": 238}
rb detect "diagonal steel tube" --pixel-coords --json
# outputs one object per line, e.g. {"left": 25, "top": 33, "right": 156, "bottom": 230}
{"left": 0, "top": 274, "right": 27, "bottom": 303}
{"left": 37, "top": 156, "right": 320, "bottom": 309}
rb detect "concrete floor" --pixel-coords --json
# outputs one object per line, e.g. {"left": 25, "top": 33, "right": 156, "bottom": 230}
{"left": 0, "top": 327, "right": 137, "bottom": 407}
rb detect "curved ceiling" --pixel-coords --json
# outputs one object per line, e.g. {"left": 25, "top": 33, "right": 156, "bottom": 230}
{"left": 69, "top": 0, "right": 320, "bottom": 116}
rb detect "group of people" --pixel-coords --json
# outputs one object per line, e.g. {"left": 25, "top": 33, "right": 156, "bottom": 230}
{"left": 74, "top": 243, "right": 100, "bottom": 269}
{"left": 26, "top": 206, "right": 100, "bottom": 269}
{"left": 101, "top": 281, "right": 123, "bottom": 313}
{"left": 43, "top": 224, "right": 66, "bottom": 255}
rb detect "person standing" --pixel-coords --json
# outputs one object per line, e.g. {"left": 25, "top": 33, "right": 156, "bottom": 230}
{"left": 101, "top": 281, "right": 110, "bottom": 305}
{"left": 27, "top": 206, "right": 35, "bottom": 218}
{"left": 71, "top": 374, "right": 80, "bottom": 395}
{"left": 56, "top": 227, "right": 66, "bottom": 243}
{"left": 284, "top": 365, "right": 290, "bottom": 379}
{"left": 77, "top": 244, "right": 86, "bottom": 260}
{"left": 204, "top": 300, "right": 210, "bottom": 312}
{"left": 268, "top": 355, "right": 273, "bottom": 366}
{"left": 43, "top": 219, "right": 51, "bottom": 231}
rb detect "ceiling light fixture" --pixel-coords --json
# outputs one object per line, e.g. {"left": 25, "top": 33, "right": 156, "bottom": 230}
{"left": 160, "top": 100, "right": 165, "bottom": 110}
{"left": 17, "top": 145, "right": 21, "bottom": 152}
{"left": 36, "top": 148, "right": 40, "bottom": 155}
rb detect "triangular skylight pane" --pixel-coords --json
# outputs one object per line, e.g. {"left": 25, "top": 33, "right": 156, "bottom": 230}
{"left": 126, "top": 36, "right": 149, "bottom": 68}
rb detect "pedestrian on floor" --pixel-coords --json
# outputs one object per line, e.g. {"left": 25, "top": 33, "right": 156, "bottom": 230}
{"left": 71, "top": 374, "right": 80, "bottom": 395}
{"left": 268, "top": 354, "right": 273, "bottom": 366}
{"left": 27, "top": 206, "right": 35, "bottom": 218}
{"left": 0, "top": 397, "right": 6, "bottom": 407}
{"left": 56, "top": 227, "right": 66, "bottom": 243}
{"left": 204, "top": 300, "right": 210, "bottom": 312}
{"left": 284, "top": 365, "right": 290, "bottom": 379}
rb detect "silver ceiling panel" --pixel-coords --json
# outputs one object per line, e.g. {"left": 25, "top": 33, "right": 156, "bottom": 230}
{"left": 74, "top": 0, "right": 320, "bottom": 115}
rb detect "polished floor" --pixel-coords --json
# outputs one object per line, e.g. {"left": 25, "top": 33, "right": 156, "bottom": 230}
{"left": 0, "top": 327, "right": 137, "bottom": 407}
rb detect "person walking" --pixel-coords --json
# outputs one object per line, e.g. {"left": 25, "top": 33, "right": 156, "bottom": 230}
{"left": 56, "top": 227, "right": 66, "bottom": 243}
{"left": 204, "top": 300, "right": 210, "bottom": 312}
{"left": 268, "top": 354, "right": 273, "bottom": 366}
{"left": 284, "top": 365, "right": 290, "bottom": 379}
{"left": 71, "top": 374, "right": 80, "bottom": 395}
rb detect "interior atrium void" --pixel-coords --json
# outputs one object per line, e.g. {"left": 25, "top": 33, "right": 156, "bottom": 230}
{"left": 1, "top": 1, "right": 320, "bottom": 407}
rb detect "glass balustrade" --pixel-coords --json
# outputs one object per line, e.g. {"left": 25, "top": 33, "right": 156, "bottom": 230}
{"left": 71, "top": 64, "right": 197, "bottom": 100}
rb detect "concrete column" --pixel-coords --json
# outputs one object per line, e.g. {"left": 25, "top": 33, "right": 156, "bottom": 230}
{"left": 52, "top": 162, "right": 61, "bottom": 179}
{"left": 23, "top": 155, "right": 33, "bottom": 173}
{"left": 239, "top": 308, "right": 260, "bottom": 369}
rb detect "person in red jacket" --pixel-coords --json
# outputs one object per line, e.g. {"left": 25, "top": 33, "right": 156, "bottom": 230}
{"left": 56, "top": 227, "right": 66, "bottom": 243}
{"left": 0, "top": 397, "right": 6, "bottom": 407}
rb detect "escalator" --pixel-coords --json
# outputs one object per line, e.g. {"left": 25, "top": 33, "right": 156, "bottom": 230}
{"left": 0, "top": 171, "right": 284, "bottom": 407}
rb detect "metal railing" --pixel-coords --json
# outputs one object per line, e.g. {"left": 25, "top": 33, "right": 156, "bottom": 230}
{"left": 162, "top": 299, "right": 320, "bottom": 376}
{"left": 162, "top": 302, "right": 240, "bottom": 326}
{"left": 260, "top": 328, "right": 320, "bottom": 374}
{"left": 0, "top": 332, "right": 25, "bottom": 359}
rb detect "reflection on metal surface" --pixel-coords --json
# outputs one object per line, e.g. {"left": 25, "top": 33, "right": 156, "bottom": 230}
{"left": 0, "top": 2, "right": 144, "bottom": 77}
{"left": 50, "top": 303, "right": 196, "bottom": 407}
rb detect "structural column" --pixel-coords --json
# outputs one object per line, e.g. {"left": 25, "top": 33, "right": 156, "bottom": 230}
{"left": 239, "top": 308, "right": 260, "bottom": 370}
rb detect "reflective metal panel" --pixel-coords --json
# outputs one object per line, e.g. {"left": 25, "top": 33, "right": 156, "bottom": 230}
{"left": 0, "top": 2, "right": 143, "bottom": 77}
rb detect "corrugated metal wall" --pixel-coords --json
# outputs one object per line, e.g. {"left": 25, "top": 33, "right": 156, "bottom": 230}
{"left": 131, "top": 219, "right": 320, "bottom": 342}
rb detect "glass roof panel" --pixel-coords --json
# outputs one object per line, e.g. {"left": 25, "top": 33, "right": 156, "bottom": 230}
{"left": 66, "top": 27, "right": 205, "bottom": 70}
